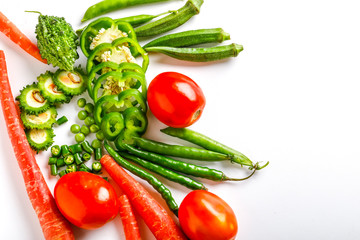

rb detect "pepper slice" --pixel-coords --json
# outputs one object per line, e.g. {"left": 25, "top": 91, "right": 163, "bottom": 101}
{"left": 114, "top": 107, "right": 148, "bottom": 151}
{"left": 94, "top": 88, "right": 147, "bottom": 126}
{"left": 86, "top": 37, "right": 149, "bottom": 74}
{"left": 92, "top": 70, "right": 147, "bottom": 102}
{"left": 80, "top": 17, "right": 137, "bottom": 57}
{"left": 87, "top": 61, "right": 144, "bottom": 99}
{"left": 101, "top": 112, "right": 125, "bottom": 141}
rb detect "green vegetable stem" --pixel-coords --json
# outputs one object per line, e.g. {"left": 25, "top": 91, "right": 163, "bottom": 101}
{"left": 82, "top": 0, "right": 173, "bottom": 22}
{"left": 104, "top": 142, "right": 179, "bottom": 215}
{"left": 144, "top": 43, "right": 244, "bottom": 62}
{"left": 134, "top": 0, "right": 204, "bottom": 38}
{"left": 143, "top": 28, "right": 231, "bottom": 48}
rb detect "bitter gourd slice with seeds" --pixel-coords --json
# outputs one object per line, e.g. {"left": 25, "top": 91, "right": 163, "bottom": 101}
{"left": 53, "top": 68, "right": 87, "bottom": 96}
{"left": 26, "top": 128, "right": 55, "bottom": 152}
{"left": 21, "top": 107, "right": 57, "bottom": 129}
{"left": 16, "top": 83, "right": 51, "bottom": 114}
{"left": 37, "top": 71, "right": 71, "bottom": 103}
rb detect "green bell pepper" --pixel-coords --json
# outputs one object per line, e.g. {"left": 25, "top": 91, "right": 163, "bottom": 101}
{"left": 100, "top": 112, "right": 125, "bottom": 141}
{"left": 86, "top": 37, "right": 149, "bottom": 74}
{"left": 80, "top": 17, "right": 137, "bottom": 57}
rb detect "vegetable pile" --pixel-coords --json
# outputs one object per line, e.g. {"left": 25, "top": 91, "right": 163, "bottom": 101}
{"left": 0, "top": 1, "right": 269, "bottom": 239}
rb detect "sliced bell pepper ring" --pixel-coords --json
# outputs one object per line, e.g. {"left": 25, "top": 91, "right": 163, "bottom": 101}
{"left": 86, "top": 37, "right": 149, "bottom": 74}
{"left": 114, "top": 107, "right": 148, "bottom": 151}
{"left": 94, "top": 88, "right": 147, "bottom": 126}
{"left": 100, "top": 112, "right": 125, "bottom": 141}
{"left": 87, "top": 61, "right": 144, "bottom": 99}
{"left": 80, "top": 17, "right": 137, "bottom": 57}
{"left": 92, "top": 70, "right": 147, "bottom": 102}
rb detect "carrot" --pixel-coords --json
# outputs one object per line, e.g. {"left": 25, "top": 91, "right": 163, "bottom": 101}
{"left": 0, "top": 11, "right": 47, "bottom": 64}
{"left": 100, "top": 154, "right": 187, "bottom": 240}
{"left": 118, "top": 194, "right": 142, "bottom": 240}
{"left": 0, "top": 50, "right": 73, "bottom": 240}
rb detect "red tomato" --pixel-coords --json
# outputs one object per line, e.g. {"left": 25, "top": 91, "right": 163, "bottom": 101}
{"left": 178, "top": 190, "right": 238, "bottom": 240}
{"left": 54, "top": 172, "right": 119, "bottom": 229}
{"left": 147, "top": 72, "right": 206, "bottom": 128}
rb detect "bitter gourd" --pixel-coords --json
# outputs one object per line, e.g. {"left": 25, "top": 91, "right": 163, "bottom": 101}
{"left": 53, "top": 68, "right": 88, "bottom": 96}
{"left": 17, "top": 83, "right": 51, "bottom": 114}
{"left": 26, "top": 128, "right": 55, "bottom": 152}
{"left": 37, "top": 71, "right": 71, "bottom": 103}
{"left": 21, "top": 107, "right": 57, "bottom": 129}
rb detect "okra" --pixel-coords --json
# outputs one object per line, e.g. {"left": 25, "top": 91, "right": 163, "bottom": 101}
{"left": 143, "top": 28, "right": 231, "bottom": 48}
{"left": 145, "top": 43, "right": 243, "bottom": 62}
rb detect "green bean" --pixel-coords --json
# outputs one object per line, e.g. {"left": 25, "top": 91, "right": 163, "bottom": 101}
{"left": 133, "top": 137, "right": 232, "bottom": 161}
{"left": 61, "top": 145, "right": 71, "bottom": 157}
{"left": 51, "top": 145, "right": 61, "bottom": 157}
{"left": 123, "top": 143, "right": 255, "bottom": 181}
{"left": 135, "top": 0, "right": 203, "bottom": 38}
{"left": 160, "top": 127, "right": 262, "bottom": 168}
{"left": 56, "top": 116, "right": 68, "bottom": 125}
{"left": 116, "top": 10, "right": 175, "bottom": 27}
{"left": 145, "top": 43, "right": 243, "bottom": 62}
{"left": 104, "top": 142, "right": 179, "bottom": 215}
{"left": 143, "top": 28, "right": 231, "bottom": 48}
{"left": 81, "top": 141, "right": 94, "bottom": 154}
{"left": 120, "top": 152, "right": 207, "bottom": 190}
{"left": 69, "top": 143, "right": 83, "bottom": 154}
{"left": 81, "top": 0, "right": 172, "bottom": 22}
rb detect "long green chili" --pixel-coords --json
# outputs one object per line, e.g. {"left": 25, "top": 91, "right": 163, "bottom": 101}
{"left": 82, "top": 0, "right": 173, "bottom": 22}
{"left": 104, "top": 142, "right": 179, "bottom": 215}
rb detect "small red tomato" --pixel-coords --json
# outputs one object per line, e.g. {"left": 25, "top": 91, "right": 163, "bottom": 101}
{"left": 54, "top": 172, "right": 119, "bottom": 229}
{"left": 147, "top": 72, "right": 206, "bottom": 128}
{"left": 178, "top": 190, "right": 238, "bottom": 240}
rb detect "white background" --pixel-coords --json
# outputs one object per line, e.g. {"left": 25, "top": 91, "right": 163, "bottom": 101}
{"left": 1, "top": 0, "right": 360, "bottom": 239}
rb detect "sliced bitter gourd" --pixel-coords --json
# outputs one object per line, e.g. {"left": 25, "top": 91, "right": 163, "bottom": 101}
{"left": 53, "top": 67, "right": 87, "bottom": 96}
{"left": 26, "top": 128, "right": 55, "bottom": 152}
{"left": 17, "top": 83, "right": 51, "bottom": 114}
{"left": 21, "top": 107, "right": 57, "bottom": 129}
{"left": 37, "top": 71, "right": 71, "bottom": 103}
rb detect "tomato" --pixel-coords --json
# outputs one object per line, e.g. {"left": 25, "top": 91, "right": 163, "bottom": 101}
{"left": 147, "top": 72, "right": 206, "bottom": 128}
{"left": 178, "top": 190, "right": 238, "bottom": 240}
{"left": 54, "top": 172, "right": 119, "bottom": 229}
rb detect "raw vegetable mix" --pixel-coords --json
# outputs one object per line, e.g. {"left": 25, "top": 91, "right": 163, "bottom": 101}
{"left": 0, "top": 1, "right": 269, "bottom": 239}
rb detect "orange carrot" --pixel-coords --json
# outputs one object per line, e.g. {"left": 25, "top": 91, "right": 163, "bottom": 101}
{"left": 0, "top": 50, "right": 73, "bottom": 240}
{"left": 100, "top": 154, "right": 187, "bottom": 240}
{"left": 0, "top": 11, "right": 47, "bottom": 64}
{"left": 118, "top": 194, "right": 142, "bottom": 240}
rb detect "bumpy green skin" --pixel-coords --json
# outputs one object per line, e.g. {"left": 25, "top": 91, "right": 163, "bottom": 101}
{"left": 21, "top": 107, "right": 58, "bottom": 129}
{"left": 26, "top": 128, "right": 55, "bottom": 152}
{"left": 53, "top": 67, "right": 88, "bottom": 96}
{"left": 16, "top": 83, "right": 51, "bottom": 115}
{"left": 34, "top": 13, "right": 79, "bottom": 71}
{"left": 37, "top": 71, "right": 71, "bottom": 103}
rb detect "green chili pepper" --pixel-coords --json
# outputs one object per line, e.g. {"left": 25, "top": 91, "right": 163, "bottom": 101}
{"left": 104, "top": 142, "right": 179, "bottom": 215}
{"left": 123, "top": 143, "right": 256, "bottom": 181}
{"left": 79, "top": 163, "right": 92, "bottom": 172}
{"left": 120, "top": 152, "right": 207, "bottom": 190}
{"left": 66, "top": 164, "right": 77, "bottom": 173}
{"left": 115, "top": 10, "right": 175, "bottom": 28}
{"left": 69, "top": 143, "right": 83, "bottom": 154}
{"left": 145, "top": 43, "right": 244, "bottom": 62}
{"left": 92, "top": 162, "right": 102, "bottom": 173}
{"left": 135, "top": 0, "right": 203, "bottom": 38}
{"left": 50, "top": 164, "right": 58, "bottom": 176}
{"left": 74, "top": 153, "right": 83, "bottom": 165}
{"left": 81, "top": 0, "right": 173, "bottom": 22}
{"left": 87, "top": 61, "right": 144, "bottom": 99}
{"left": 94, "top": 89, "right": 147, "bottom": 126}
{"left": 143, "top": 28, "right": 231, "bottom": 48}
{"left": 81, "top": 140, "right": 94, "bottom": 154}
{"left": 94, "top": 147, "right": 103, "bottom": 160}
{"left": 133, "top": 137, "right": 232, "bottom": 161}
{"left": 59, "top": 169, "right": 67, "bottom": 177}
{"left": 80, "top": 17, "right": 137, "bottom": 57}
{"left": 56, "top": 116, "right": 68, "bottom": 125}
{"left": 48, "top": 157, "right": 57, "bottom": 165}
{"left": 64, "top": 155, "right": 75, "bottom": 165}
{"left": 61, "top": 145, "right": 71, "bottom": 157}
{"left": 101, "top": 112, "right": 125, "bottom": 141}
{"left": 51, "top": 145, "right": 61, "bottom": 157}
{"left": 56, "top": 158, "right": 65, "bottom": 168}
{"left": 92, "top": 70, "right": 147, "bottom": 102}
{"left": 86, "top": 37, "right": 149, "bottom": 74}
{"left": 82, "top": 152, "right": 92, "bottom": 161}
{"left": 160, "top": 127, "right": 269, "bottom": 169}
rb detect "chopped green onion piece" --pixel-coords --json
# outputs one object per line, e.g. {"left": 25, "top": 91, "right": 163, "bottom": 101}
{"left": 56, "top": 116, "right": 68, "bottom": 125}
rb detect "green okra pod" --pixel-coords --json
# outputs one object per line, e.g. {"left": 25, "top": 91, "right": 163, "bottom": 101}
{"left": 135, "top": 0, "right": 204, "bottom": 37}
{"left": 143, "top": 28, "right": 231, "bottom": 48}
{"left": 145, "top": 43, "right": 243, "bottom": 62}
